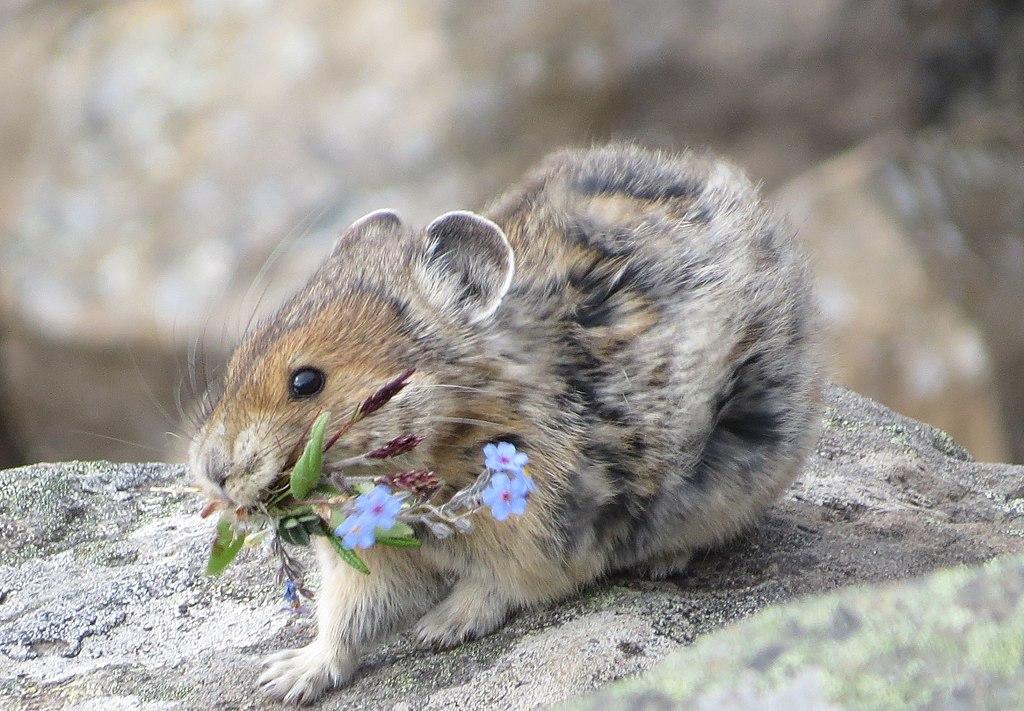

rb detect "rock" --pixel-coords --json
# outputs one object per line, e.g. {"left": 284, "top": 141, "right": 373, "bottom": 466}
{"left": 776, "top": 132, "right": 1009, "bottom": 463}
{"left": 872, "top": 115, "right": 1024, "bottom": 464}
{"left": 577, "top": 555, "right": 1024, "bottom": 710}
{"left": 776, "top": 114, "right": 1024, "bottom": 463}
{"left": 2, "top": 387, "right": 1023, "bottom": 709}
{"left": 0, "top": 387, "right": 21, "bottom": 470}
{"left": 1, "top": 0, "right": 1018, "bottom": 464}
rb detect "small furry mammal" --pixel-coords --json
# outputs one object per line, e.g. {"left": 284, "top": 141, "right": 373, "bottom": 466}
{"left": 190, "top": 144, "right": 822, "bottom": 704}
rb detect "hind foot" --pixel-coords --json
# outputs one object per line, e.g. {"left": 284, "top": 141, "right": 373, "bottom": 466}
{"left": 636, "top": 550, "right": 692, "bottom": 580}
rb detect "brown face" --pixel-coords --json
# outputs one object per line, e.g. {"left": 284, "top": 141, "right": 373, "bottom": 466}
{"left": 189, "top": 295, "right": 431, "bottom": 507}
{"left": 188, "top": 208, "right": 515, "bottom": 508}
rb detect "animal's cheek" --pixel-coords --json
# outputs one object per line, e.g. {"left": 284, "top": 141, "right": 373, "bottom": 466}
{"left": 232, "top": 424, "right": 265, "bottom": 464}
{"left": 224, "top": 456, "right": 288, "bottom": 508}
{"left": 224, "top": 475, "right": 263, "bottom": 510}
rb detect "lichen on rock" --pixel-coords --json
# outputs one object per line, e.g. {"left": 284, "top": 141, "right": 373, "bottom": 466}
{"left": 575, "top": 555, "right": 1024, "bottom": 710}
{"left": 1, "top": 387, "right": 1023, "bottom": 709}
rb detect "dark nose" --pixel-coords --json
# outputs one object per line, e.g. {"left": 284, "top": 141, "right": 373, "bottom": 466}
{"left": 204, "top": 451, "right": 230, "bottom": 489}
{"left": 211, "top": 467, "right": 228, "bottom": 488}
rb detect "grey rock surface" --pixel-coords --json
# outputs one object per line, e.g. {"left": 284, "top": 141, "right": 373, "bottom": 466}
{"left": 2, "top": 0, "right": 1020, "bottom": 465}
{"left": 2, "top": 386, "right": 1024, "bottom": 710}
{"left": 574, "top": 552, "right": 1024, "bottom": 710}
{"left": 775, "top": 113, "right": 1024, "bottom": 464}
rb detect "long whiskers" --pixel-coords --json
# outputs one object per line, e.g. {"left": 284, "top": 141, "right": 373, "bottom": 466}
{"left": 422, "top": 415, "right": 506, "bottom": 430}
{"left": 413, "top": 383, "right": 488, "bottom": 395}
{"left": 67, "top": 429, "right": 167, "bottom": 456}
{"left": 176, "top": 204, "right": 331, "bottom": 441}
{"left": 239, "top": 204, "right": 330, "bottom": 341}
{"left": 128, "top": 349, "right": 189, "bottom": 439}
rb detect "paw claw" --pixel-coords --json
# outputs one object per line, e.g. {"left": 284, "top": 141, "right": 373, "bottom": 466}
{"left": 637, "top": 551, "right": 692, "bottom": 581}
{"left": 258, "top": 643, "right": 354, "bottom": 705}
{"left": 413, "top": 608, "right": 497, "bottom": 650}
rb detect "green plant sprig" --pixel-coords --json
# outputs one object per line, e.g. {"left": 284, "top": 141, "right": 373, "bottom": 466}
{"left": 204, "top": 369, "right": 423, "bottom": 581}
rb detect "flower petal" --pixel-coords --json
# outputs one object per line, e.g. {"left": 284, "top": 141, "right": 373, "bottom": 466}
{"left": 509, "top": 472, "right": 534, "bottom": 496}
{"left": 355, "top": 527, "right": 377, "bottom": 549}
{"left": 334, "top": 515, "right": 358, "bottom": 538}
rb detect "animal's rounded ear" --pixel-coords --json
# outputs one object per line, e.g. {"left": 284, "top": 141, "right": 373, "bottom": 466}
{"left": 416, "top": 210, "right": 514, "bottom": 323}
{"left": 331, "top": 209, "right": 403, "bottom": 256}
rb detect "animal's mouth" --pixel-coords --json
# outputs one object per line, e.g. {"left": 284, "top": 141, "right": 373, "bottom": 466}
{"left": 195, "top": 457, "right": 285, "bottom": 519}
{"left": 199, "top": 498, "right": 249, "bottom": 521}
{"left": 196, "top": 368, "right": 417, "bottom": 522}
{"left": 200, "top": 466, "right": 293, "bottom": 520}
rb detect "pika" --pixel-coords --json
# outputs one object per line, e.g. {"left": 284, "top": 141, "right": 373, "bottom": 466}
{"left": 190, "top": 143, "right": 822, "bottom": 704}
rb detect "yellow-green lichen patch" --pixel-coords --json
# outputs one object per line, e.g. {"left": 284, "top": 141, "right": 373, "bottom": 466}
{"left": 573, "top": 556, "right": 1024, "bottom": 710}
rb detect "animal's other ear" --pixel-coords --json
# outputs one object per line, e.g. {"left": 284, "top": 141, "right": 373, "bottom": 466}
{"left": 416, "top": 210, "right": 515, "bottom": 323}
{"left": 331, "top": 209, "right": 403, "bottom": 256}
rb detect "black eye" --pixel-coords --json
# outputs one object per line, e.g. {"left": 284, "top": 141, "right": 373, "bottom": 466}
{"left": 289, "top": 367, "right": 325, "bottom": 399}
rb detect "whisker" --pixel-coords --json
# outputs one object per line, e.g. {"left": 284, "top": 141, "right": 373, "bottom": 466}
{"left": 187, "top": 324, "right": 202, "bottom": 412}
{"left": 240, "top": 203, "right": 332, "bottom": 340}
{"left": 423, "top": 415, "right": 506, "bottom": 429}
{"left": 190, "top": 311, "right": 218, "bottom": 424}
{"left": 413, "top": 383, "right": 487, "bottom": 394}
{"left": 175, "top": 373, "right": 200, "bottom": 433}
{"left": 197, "top": 320, "right": 213, "bottom": 420}
{"left": 67, "top": 430, "right": 166, "bottom": 456}
{"left": 127, "top": 348, "right": 185, "bottom": 434}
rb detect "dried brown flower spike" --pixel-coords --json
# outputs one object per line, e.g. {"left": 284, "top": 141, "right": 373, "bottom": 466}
{"left": 377, "top": 469, "right": 440, "bottom": 498}
{"left": 356, "top": 367, "right": 415, "bottom": 418}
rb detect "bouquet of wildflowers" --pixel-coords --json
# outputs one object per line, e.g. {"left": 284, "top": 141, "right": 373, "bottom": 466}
{"left": 200, "top": 368, "right": 534, "bottom": 608}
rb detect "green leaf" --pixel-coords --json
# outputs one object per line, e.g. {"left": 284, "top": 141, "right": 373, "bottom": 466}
{"left": 278, "top": 516, "right": 311, "bottom": 546}
{"left": 313, "top": 482, "right": 342, "bottom": 496}
{"left": 267, "top": 504, "right": 313, "bottom": 519}
{"left": 322, "top": 528, "right": 370, "bottom": 574}
{"left": 206, "top": 517, "right": 246, "bottom": 576}
{"left": 377, "top": 521, "right": 415, "bottom": 538}
{"left": 298, "top": 513, "right": 323, "bottom": 527}
{"left": 329, "top": 507, "right": 347, "bottom": 530}
{"left": 374, "top": 522, "right": 419, "bottom": 546}
{"left": 289, "top": 411, "right": 331, "bottom": 499}
{"left": 376, "top": 535, "right": 421, "bottom": 548}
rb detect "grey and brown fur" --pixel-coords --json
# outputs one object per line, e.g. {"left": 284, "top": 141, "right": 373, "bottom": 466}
{"left": 189, "top": 144, "right": 823, "bottom": 704}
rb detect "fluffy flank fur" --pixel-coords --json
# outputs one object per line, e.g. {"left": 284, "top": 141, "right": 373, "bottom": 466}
{"left": 190, "top": 143, "right": 823, "bottom": 704}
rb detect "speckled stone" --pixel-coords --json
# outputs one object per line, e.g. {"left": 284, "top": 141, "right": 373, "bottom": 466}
{"left": 2, "top": 386, "right": 1023, "bottom": 709}
{"left": 575, "top": 555, "right": 1024, "bottom": 710}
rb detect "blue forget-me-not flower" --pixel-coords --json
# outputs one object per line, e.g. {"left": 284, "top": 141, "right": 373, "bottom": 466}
{"left": 483, "top": 442, "right": 528, "bottom": 475}
{"left": 334, "top": 485, "right": 403, "bottom": 549}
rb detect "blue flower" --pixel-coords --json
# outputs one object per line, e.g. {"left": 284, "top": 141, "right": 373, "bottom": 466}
{"left": 280, "top": 580, "right": 310, "bottom": 615}
{"left": 282, "top": 579, "right": 299, "bottom": 605}
{"left": 481, "top": 471, "right": 534, "bottom": 521}
{"left": 353, "top": 485, "right": 403, "bottom": 529}
{"left": 333, "top": 485, "right": 404, "bottom": 549}
{"left": 335, "top": 513, "right": 376, "bottom": 549}
{"left": 484, "top": 442, "right": 528, "bottom": 475}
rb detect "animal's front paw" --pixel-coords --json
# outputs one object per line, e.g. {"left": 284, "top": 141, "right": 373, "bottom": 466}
{"left": 413, "top": 588, "right": 509, "bottom": 650}
{"left": 258, "top": 642, "right": 354, "bottom": 705}
{"left": 414, "top": 610, "right": 482, "bottom": 650}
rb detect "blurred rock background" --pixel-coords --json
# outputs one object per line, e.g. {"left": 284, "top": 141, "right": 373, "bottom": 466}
{"left": 0, "top": 0, "right": 1021, "bottom": 467}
